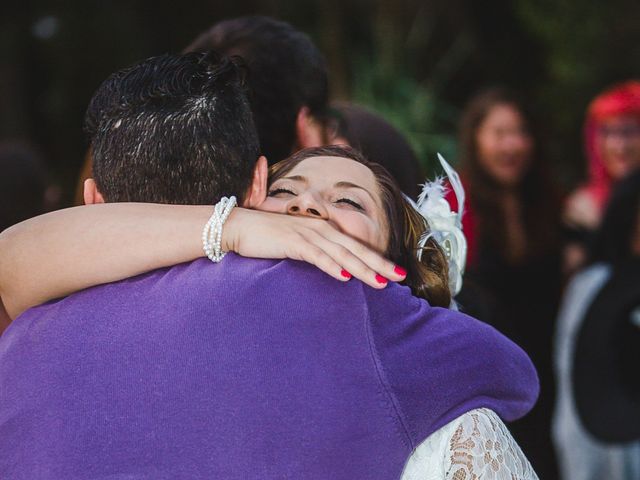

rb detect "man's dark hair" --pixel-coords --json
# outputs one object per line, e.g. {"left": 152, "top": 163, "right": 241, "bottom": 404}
{"left": 85, "top": 51, "right": 259, "bottom": 205}
{"left": 186, "top": 16, "right": 329, "bottom": 164}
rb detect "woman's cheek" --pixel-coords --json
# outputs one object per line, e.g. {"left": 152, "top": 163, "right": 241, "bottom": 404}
{"left": 334, "top": 212, "right": 385, "bottom": 252}
{"left": 257, "top": 197, "right": 288, "bottom": 214}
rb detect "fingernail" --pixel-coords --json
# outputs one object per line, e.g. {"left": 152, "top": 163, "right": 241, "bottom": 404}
{"left": 375, "top": 274, "right": 388, "bottom": 285}
{"left": 394, "top": 265, "right": 407, "bottom": 276}
{"left": 341, "top": 269, "right": 352, "bottom": 279}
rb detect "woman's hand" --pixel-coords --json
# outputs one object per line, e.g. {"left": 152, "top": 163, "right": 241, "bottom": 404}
{"left": 223, "top": 208, "right": 405, "bottom": 289}
{"left": 563, "top": 190, "right": 601, "bottom": 230}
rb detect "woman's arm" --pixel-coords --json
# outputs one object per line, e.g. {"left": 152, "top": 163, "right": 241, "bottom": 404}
{"left": 401, "top": 409, "right": 538, "bottom": 479}
{"left": 563, "top": 189, "right": 601, "bottom": 231}
{"left": 0, "top": 203, "right": 205, "bottom": 318}
{"left": 0, "top": 203, "right": 401, "bottom": 319}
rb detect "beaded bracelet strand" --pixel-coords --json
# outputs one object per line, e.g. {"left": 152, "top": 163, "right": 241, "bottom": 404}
{"left": 202, "top": 196, "right": 237, "bottom": 262}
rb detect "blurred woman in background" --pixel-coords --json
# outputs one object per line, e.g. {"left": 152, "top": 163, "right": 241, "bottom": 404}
{"left": 564, "top": 80, "right": 640, "bottom": 273}
{"left": 448, "top": 87, "right": 562, "bottom": 479}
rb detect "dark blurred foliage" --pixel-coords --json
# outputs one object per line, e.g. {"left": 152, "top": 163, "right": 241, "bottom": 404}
{"left": 2, "top": 0, "right": 639, "bottom": 204}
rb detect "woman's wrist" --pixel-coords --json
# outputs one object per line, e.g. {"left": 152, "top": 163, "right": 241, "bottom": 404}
{"left": 202, "top": 196, "right": 237, "bottom": 262}
{"left": 220, "top": 207, "right": 244, "bottom": 255}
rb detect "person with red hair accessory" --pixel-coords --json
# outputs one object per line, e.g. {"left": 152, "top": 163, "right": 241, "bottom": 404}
{"left": 564, "top": 81, "right": 640, "bottom": 272}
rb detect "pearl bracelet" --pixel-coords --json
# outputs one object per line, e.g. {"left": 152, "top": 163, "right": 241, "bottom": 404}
{"left": 202, "top": 196, "right": 237, "bottom": 262}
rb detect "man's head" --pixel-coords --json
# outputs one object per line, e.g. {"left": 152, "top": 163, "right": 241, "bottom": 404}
{"left": 186, "top": 16, "right": 329, "bottom": 163}
{"left": 84, "top": 52, "right": 262, "bottom": 205}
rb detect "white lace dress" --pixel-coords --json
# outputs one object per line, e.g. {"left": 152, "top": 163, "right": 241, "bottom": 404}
{"left": 401, "top": 408, "right": 538, "bottom": 480}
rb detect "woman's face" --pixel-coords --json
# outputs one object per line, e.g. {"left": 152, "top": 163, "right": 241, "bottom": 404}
{"left": 259, "top": 156, "right": 389, "bottom": 252}
{"left": 475, "top": 103, "right": 533, "bottom": 187}
{"left": 596, "top": 115, "right": 640, "bottom": 180}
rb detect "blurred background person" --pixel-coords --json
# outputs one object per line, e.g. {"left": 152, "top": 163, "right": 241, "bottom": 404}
{"left": 447, "top": 87, "right": 562, "bottom": 479}
{"left": 554, "top": 169, "right": 640, "bottom": 480}
{"left": 563, "top": 80, "right": 640, "bottom": 273}
{"left": 330, "top": 101, "right": 423, "bottom": 198}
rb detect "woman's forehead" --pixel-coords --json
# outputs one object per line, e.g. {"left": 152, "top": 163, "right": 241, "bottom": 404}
{"left": 483, "top": 103, "right": 524, "bottom": 125}
{"left": 599, "top": 114, "right": 640, "bottom": 126}
{"left": 287, "top": 156, "right": 378, "bottom": 190}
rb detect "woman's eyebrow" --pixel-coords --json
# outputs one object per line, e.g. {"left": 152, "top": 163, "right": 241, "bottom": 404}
{"left": 282, "top": 175, "right": 307, "bottom": 183}
{"left": 334, "top": 181, "right": 375, "bottom": 201}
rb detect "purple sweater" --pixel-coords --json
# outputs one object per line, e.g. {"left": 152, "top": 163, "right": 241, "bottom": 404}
{"left": 0, "top": 255, "right": 538, "bottom": 479}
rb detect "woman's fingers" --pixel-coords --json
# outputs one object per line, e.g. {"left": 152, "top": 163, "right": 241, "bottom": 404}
{"left": 297, "top": 229, "right": 387, "bottom": 288}
{"left": 308, "top": 221, "right": 405, "bottom": 282}
{"left": 296, "top": 228, "right": 405, "bottom": 288}
{"left": 290, "top": 241, "right": 352, "bottom": 284}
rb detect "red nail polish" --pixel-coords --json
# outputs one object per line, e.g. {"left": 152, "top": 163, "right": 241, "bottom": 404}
{"left": 375, "top": 274, "right": 388, "bottom": 284}
{"left": 394, "top": 265, "right": 407, "bottom": 276}
{"left": 341, "top": 269, "right": 352, "bottom": 279}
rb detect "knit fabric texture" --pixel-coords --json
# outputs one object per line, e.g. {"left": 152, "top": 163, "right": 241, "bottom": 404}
{"left": 0, "top": 255, "right": 538, "bottom": 479}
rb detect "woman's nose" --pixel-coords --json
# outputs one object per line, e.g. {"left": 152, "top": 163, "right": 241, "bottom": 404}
{"left": 504, "top": 132, "right": 529, "bottom": 151}
{"left": 287, "top": 193, "right": 328, "bottom": 219}
{"left": 605, "top": 133, "right": 629, "bottom": 152}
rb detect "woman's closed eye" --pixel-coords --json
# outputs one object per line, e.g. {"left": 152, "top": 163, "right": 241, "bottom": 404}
{"left": 335, "top": 197, "right": 365, "bottom": 211}
{"left": 268, "top": 187, "right": 296, "bottom": 197}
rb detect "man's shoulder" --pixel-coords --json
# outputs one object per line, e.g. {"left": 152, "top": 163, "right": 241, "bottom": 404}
{"left": 18, "top": 256, "right": 364, "bottom": 320}
{"left": 364, "top": 281, "right": 527, "bottom": 364}
{"left": 362, "top": 281, "right": 467, "bottom": 329}
{"left": 176, "top": 255, "right": 362, "bottom": 296}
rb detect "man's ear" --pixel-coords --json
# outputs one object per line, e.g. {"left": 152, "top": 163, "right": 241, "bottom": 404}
{"left": 83, "top": 178, "right": 105, "bottom": 205}
{"left": 296, "top": 106, "right": 325, "bottom": 149}
{"left": 242, "top": 156, "right": 269, "bottom": 208}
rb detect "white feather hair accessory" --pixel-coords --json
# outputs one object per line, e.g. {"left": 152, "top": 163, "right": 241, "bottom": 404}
{"left": 405, "top": 153, "right": 467, "bottom": 297}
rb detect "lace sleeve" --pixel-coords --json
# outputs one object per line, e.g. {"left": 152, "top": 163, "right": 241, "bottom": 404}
{"left": 445, "top": 408, "right": 538, "bottom": 480}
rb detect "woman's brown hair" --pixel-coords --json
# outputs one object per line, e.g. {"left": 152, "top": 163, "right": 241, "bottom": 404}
{"left": 269, "top": 145, "right": 451, "bottom": 307}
